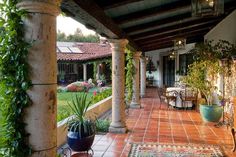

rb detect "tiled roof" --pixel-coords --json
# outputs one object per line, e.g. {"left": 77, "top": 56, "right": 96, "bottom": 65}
{"left": 57, "top": 42, "right": 111, "bottom": 61}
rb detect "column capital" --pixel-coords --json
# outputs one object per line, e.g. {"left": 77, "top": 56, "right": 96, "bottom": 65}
{"left": 108, "top": 39, "right": 129, "bottom": 51}
{"left": 17, "top": 0, "right": 61, "bottom": 16}
{"left": 133, "top": 51, "right": 142, "bottom": 59}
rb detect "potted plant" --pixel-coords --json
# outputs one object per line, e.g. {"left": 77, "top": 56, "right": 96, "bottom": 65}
{"left": 181, "top": 59, "right": 223, "bottom": 122}
{"left": 66, "top": 93, "right": 96, "bottom": 152}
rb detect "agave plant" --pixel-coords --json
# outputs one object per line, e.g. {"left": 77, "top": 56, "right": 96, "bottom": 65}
{"left": 67, "top": 93, "right": 96, "bottom": 138}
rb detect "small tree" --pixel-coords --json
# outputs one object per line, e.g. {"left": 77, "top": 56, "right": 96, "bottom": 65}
{"left": 182, "top": 59, "right": 221, "bottom": 105}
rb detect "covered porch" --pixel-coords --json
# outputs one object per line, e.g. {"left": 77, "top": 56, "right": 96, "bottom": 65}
{"left": 68, "top": 88, "right": 234, "bottom": 156}
{"left": 1, "top": 0, "right": 236, "bottom": 157}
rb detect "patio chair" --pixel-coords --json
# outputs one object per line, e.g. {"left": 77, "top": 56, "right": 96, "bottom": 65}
{"left": 158, "top": 87, "right": 177, "bottom": 109}
{"left": 180, "top": 88, "right": 198, "bottom": 110}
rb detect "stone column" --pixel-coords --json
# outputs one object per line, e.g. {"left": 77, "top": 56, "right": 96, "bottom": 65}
{"left": 140, "top": 56, "right": 146, "bottom": 98}
{"left": 130, "top": 52, "right": 142, "bottom": 108}
{"left": 83, "top": 63, "right": 87, "bottom": 81}
{"left": 109, "top": 39, "right": 128, "bottom": 133}
{"left": 17, "top": 1, "right": 60, "bottom": 157}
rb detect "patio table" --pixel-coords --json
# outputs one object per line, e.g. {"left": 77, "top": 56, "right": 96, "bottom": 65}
{"left": 166, "top": 87, "right": 193, "bottom": 108}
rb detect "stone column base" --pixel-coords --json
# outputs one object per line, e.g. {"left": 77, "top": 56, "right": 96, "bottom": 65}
{"left": 130, "top": 102, "right": 141, "bottom": 108}
{"left": 109, "top": 126, "right": 127, "bottom": 133}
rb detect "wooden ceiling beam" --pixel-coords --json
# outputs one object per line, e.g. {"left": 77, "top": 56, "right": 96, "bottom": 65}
{"left": 132, "top": 18, "right": 221, "bottom": 41}
{"left": 137, "top": 28, "right": 209, "bottom": 45}
{"left": 113, "top": 0, "right": 191, "bottom": 25}
{"left": 123, "top": 12, "right": 192, "bottom": 32}
{"left": 97, "top": 0, "right": 144, "bottom": 10}
{"left": 142, "top": 36, "right": 204, "bottom": 51}
{"left": 139, "top": 32, "right": 206, "bottom": 48}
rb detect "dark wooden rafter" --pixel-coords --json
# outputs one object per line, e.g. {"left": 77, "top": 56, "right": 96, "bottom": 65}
{"left": 61, "top": 0, "right": 140, "bottom": 50}
{"left": 132, "top": 18, "right": 221, "bottom": 40}
{"left": 96, "top": 0, "right": 144, "bottom": 10}
{"left": 140, "top": 31, "right": 207, "bottom": 48}
{"left": 138, "top": 27, "right": 210, "bottom": 45}
{"left": 123, "top": 12, "right": 192, "bottom": 33}
{"left": 113, "top": 0, "right": 191, "bottom": 25}
{"left": 142, "top": 36, "right": 204, "bottom": 51}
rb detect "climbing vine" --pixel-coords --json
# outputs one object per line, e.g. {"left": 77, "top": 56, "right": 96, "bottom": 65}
{"left": 125, "top": 48, "right": 135, "bottom": 101}
{"left": 0, "top": 0, "right": 32, "bottom": 156}
{"left": 88, "top": 58, "right": 112, "bottom": 80}
{"left": 93, "top": 62, "right": 98, "bottom": 80}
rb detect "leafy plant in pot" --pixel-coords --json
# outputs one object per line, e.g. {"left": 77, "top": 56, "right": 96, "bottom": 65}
{"left": 181, "top": 60, "right": 223, "bottom": 122}
{"left": 67, "top": 93, "right": 96, "bottom": 152}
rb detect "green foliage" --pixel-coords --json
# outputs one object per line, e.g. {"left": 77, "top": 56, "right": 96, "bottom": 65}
{"left": 92, "top": 88, "right": 112, "bottom": 104}
{"left": 191, "top": 40, "right": 236, "bottom": 62}
{"left": 125, "top": 48, "right": 135, "bottom": 101}
{"left": 0, "top": 1, "right": 32, "bottom": 156}
{"left": 57, "top": 28, "right": 100, "bottom": 43}
{"left": 67, "top": 93, "right": 96, "bottom": 137}
{"left": 93, "top": 62, "right": 98, "bottom": 80}
{"left": 57, "top": 92, "right": 93, "bottom": 122}
{"left": 184, "top": 40, "right": 236, "bottom": 105}
{"left": 182, "top": 60, "right": 221, "bottom": 105}
{"left": 95, "top": 119, "right": 110, "bottom": 132}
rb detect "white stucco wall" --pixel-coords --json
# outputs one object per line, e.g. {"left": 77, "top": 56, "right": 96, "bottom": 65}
{"left": 204, "top": 10, "right": 236, "bottom": 44}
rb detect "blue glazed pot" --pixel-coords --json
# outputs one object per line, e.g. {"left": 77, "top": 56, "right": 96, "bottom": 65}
{"left": 199, "top": 104, "right": 223, "bottom": 122}
{"left": 67, "top": 131, "right": 95, "bottom": 152}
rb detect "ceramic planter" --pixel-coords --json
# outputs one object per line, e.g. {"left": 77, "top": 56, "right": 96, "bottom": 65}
{"left": 199, "top": 104, "right": 223, "bottom": 122}
{"left": 67, "top": 131, "right": 95, "bottom": 152}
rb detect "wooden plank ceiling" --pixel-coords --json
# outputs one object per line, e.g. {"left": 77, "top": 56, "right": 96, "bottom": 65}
{"left": 61, "top": 0, "right": 236, "bottom": 52}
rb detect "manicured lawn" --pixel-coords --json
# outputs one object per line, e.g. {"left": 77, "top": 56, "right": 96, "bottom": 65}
{"left": 57, "top": 87, "right": 112, "bottom": 122}
{"left": 57, "top": 92, "right": 93, "bottom": 122}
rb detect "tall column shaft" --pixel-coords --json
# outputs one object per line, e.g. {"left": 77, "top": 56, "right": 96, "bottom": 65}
{"left": 109, "top": 39, "right": 128, "bottom": 133}
{"left": 140, "top": 56, "right": 146, "bottom": 98}
{"left": 83, "top": 63, "right": 87, "bottom": 81}
{"left": 18, "top": 1, "right": 60, "bottom": 157}
{"left": 130, "top": 52, "right": 142, "bottom": 108}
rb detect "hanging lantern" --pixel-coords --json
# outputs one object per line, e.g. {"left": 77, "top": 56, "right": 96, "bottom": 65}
{"left": 174, "top": 38, "right": 186, "bottom": 50}
{"left": 191, "top": 0, "right": 224, "bottom": 17}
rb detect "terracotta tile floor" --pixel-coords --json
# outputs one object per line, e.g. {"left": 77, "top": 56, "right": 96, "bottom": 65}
{"left": 72, "top": 88, "right": 236, "bottom": 157}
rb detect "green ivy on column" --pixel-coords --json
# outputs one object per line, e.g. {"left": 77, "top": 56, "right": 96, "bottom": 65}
{"left": 0, "top": 0, "right": 32, "bottom": 156}
{"left": 125, "top": 48, "right": 135, "bottom": 101}
{"left": 93, "top": 62, "right": 98, "bottom": 80}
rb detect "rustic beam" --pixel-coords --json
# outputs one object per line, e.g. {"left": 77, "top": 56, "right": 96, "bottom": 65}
{"left": 113, "top": 0, "right": 191, "bottom": 25}
{"left": 61, "top": 0, "right": 140, "bottom": 50}
{"left": 123, "top": 12, "right": 192, "bottom": 32}
{"left": 139, "top": 31, "right": 206, "bottom": 48}
{"left": 137, "top": 28, "right": 209, "bottom": 45}
{"left": 97, "top": 0, "right": 144, "bottom": 10}
{"left": 132, "top": 18, "right": 221, "bottom": 40}
{"left": 142, "top": 36, "right": 204, "bottom": 51}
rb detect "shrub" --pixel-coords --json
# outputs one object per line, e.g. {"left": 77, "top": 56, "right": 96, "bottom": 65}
{"left": 96, "top": 119, "right": 110, "bottom": 132}
{"left": 92, "top": 88, "right": 112, "bottom": 104}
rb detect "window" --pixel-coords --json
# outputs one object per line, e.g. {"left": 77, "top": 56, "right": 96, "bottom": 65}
{"left": 58, "top": 63, "right": 75, "bottom": 74}
{"left": 179, "top": 53, "right": 194, "bottom": 75}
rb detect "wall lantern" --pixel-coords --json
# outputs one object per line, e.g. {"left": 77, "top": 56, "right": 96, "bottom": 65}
{"left": 169, "top": 49, "right": 177, "bottom": 60}
{"left": 191, "top": 0, "right": 224, "bottom": 17}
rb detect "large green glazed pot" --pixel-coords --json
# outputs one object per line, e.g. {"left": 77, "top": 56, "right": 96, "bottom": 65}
{"left": 199, "top": 104, "right": 223, "bottom": 122}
